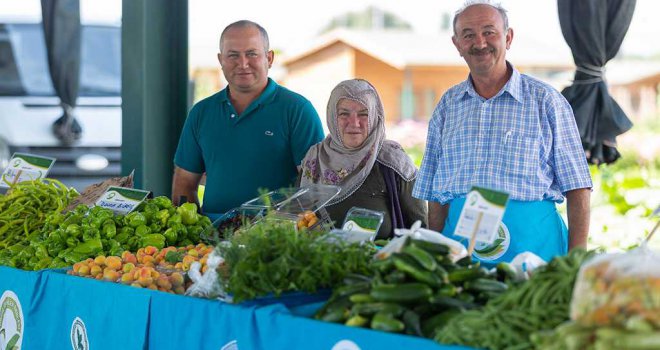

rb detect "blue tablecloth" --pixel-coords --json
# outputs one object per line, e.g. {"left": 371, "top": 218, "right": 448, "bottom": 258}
{"left": 0, "top": 267, "right": 476, "bottom": 350}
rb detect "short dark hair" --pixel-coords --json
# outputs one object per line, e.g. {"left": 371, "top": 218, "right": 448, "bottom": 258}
{"left": 453, "top": 0, "right": 509, "bottom": 36}
{"left": 219, "top": 20, "right": 270, "bottom": 52}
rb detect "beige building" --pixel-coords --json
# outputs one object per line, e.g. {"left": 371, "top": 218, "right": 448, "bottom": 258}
{"left": 282, "top": 29, "right": 575, "bottom": 125}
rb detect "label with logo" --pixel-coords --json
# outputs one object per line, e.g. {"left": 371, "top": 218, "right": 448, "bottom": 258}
{"left": 0, "top": 291, "right": 24, "bottom": 350}
{"left": 454, "top": 186, "right": 509, "bottom": 245}
{"left": 341, "top": 207, "right": 384, "bottom": 238}
{"left": 95, "top": 186, "right": 150, "bottom": 215}
{"left": 332, "top": 340, "right": 361, "bottom": 350}
{"left": 70, "top": 317, "right": 89, "bottom": 350}
{"left": 221, "top": 340, "right": 238, "bottom": 350}
{"left": 474, "top": 222, "right": 511, "bottom": 260}
{"left": 0, "top": 153, "right": 55, "bottom": 188}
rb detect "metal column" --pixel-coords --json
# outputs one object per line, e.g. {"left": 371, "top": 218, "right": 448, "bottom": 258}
{"left": 121, "top": 0, "right": 188, "bottom": 196}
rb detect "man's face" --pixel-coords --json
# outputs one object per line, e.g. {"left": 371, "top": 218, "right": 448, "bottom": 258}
{"left": 452, "top": 4, "right": 512, "bottom": 76}
{"left": 337, "top": 98, "right": 369, "bottom": 149}
{"left": 218, "top": 26, "right": 273, "bottom": 94}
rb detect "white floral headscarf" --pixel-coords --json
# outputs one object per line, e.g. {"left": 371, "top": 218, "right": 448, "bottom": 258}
{"left": 300, "top": 79, "right": 416, "bottom": 205}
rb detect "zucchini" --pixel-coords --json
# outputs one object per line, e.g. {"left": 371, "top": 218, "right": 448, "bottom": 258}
{"left": 371, "top": 312, "right": 405, "bottom": 333}
{"left": 402, "top": 244, "right": 438, "bottom": 271}
{"left": 370, "top": 283, "right": 433, "bottom": 303}
{"left": 410, "top": 239, "right": 450, "bottom": 256}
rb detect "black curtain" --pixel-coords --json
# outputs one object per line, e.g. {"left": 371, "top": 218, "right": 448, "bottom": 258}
{"left": 41, "top": 0, "right": 83, "bottom": 145}
{"left": 558, "top": 0, "right": 636, "bottom": 165}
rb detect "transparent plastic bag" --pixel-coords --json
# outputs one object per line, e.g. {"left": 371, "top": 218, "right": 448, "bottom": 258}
{"left": 376, "top": 220, "right": 468, "bottom": 261}
{"left": 570, "top": 245, "right": 660, "bottom": 328}
{"left": 185, "top": 249, "right": 230, "bottom": 300}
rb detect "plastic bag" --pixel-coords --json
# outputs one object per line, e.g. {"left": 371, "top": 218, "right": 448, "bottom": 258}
{"left": 185, "top": 249, "right": 229, "bottom": 300}
{"left": 570, "top": 245, "right": 660, "bottom": 328}
{"left": 509, "top": 251, "right": 547, "bottom": 281}
{"left": 376, "top": 221, "right": 468, "bottom": 261}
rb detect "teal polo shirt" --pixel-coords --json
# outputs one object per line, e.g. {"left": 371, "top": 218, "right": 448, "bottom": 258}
{"left": 174, "top": 78, "right": 324, "bottom": 215}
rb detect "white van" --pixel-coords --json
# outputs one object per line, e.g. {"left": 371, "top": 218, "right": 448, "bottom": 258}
{"left": 0, "top": 16, "right": 121, "bottom": 191}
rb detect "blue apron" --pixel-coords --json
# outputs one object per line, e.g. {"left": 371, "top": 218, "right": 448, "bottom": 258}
{"left": 443, "top": 197, "right": 568, "bottom": 267}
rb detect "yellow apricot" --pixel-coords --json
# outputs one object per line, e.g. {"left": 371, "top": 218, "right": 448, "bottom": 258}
{"left": 90, "top": 265, "right": 103, "bottom": 277}
{"left": 169, "top": 272, "right": 184, "bottom": 287}
{"left": 78, "top": 265, "right": 91, "bottom": 276}
{"left": 105, "top": 256, "right": 123, "bottom": 270}
{"left": 94, "top": 255, "right": 106, "bottom": 266}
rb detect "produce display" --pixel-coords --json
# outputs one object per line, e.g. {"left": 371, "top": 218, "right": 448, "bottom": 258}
{"left": 315, "top": 237, "right": 510, "bottom": 337}
{"left": 217, "top": 214, "right": 374, "bottom": 303}
{"left": 533, "top": 246, "right": 660, "bottom": 350}
{"left": 435, "top": 249, "right": 595, "bottom": 350}
{"left": 67, "top": 244, "right": 213, "bottom": 294}
{"left": 0, "top": 195, "right": 212, "bottom": 270}
{"left": 0, "top": 179, "right": 78, "bottom": 268}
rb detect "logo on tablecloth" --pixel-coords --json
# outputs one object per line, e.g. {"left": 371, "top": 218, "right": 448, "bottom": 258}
{"left": 0, "top": 291, "right": 23, "bottom": 350}
{"left": 221, "top": 340, "right": 238, "bottom": 350}
{"left": 70, "top": 317, "right": 89, "bottom": 350}
{"left": 473, "top": 222, "right": 510, "bottom": 261}
{"left": 332, "top": 340, "right": 361, "bottom": 350}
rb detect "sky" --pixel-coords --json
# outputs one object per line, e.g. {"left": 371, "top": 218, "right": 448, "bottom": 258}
{"left": 2, "top": 0, "right": 659, "bottom": 68}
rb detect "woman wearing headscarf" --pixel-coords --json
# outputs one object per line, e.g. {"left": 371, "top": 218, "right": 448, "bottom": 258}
{"left": 300, "top": 79, "right": 427, "bottom": 239}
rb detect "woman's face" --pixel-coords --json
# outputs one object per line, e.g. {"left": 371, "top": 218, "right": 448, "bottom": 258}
{"left": 337, "top": 98, "right": 369, "bottom": 149}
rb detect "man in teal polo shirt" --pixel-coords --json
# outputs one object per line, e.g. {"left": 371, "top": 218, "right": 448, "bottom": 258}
{"left": 172, "top": 20, "right": 324, "bottom": 217}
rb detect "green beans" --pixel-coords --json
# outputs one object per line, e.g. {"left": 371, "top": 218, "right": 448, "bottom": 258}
{"left": 435, "top": 249, "right": 596, "bottom": 350}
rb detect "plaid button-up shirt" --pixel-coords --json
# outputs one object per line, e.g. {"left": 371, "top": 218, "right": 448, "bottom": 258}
{"left": 413, "top": 66, "right": 592, "bottom": 204}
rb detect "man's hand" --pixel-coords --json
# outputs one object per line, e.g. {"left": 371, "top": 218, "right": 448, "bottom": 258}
{"left": 171, "top": 167, "right": 203, "bottom": 207}
{"left": 428, "top": 201, "right": 449, "bottom": 232}
{"left": 565, "top": 188, "right": 591, "bottom": 250}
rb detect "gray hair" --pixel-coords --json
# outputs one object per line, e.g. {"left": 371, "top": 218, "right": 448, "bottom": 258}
{"left": 453, "top": 0, "right": 509, "bottom": 35}
{"left": 219, "top": 20, "right": 270, "bottom": 52}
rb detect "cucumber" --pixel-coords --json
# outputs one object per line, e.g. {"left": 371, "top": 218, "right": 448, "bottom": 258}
{"left": 370, "top": 283, "right": 433, "bottom": 303}
{"left": 455, "top": 255, "right": 473, "bottom": 267}
{"left": 495, "top": 261, "right": 518, "bottom": 282}
{"left": 393, "top": 254, "right": 443, "bottom": 287}
{"left": 422, "top": 309, "right": 461, "bottom": 337}
{"left": 335, "top": 282, "right": 370, "bottom": 297}
{"left": 351, "top": 302, "right": 405, "bottom": 317}
{"left": 410, "top": 239, "right": 450, "bottom": 256}
{"left": 349, "top": 293, "right": 375, "bottom": 303}
{"left": 465, "top": 278, "right": 508, "bottom": 293}
{"left": 429, "top": 295, "right": 478, "bottom": 310}
{"left": 371, "top": 312, "right": 405, "bottom": 333}
{"left": 372, "top": 257, "right": 394, "bottom": 273}
{"left": 384, "top": 270, "right": 407, "bottom": 284}
{"left": 320, "top": 307, "right": 349, "bottom": 323}
{"left": 448, "top": 266, "right": 483, "bottom": 283}
{"left": 402, "top": 244, "right": 438, "bottom": 271}
{"left": 343, "top": 273, "right": 373, "bottom": 285}
{"left": 345, "top": 314, "right": 369, "bottom": 327}
{"left": 402, "top": 310, "right": 423, "bottom": 336}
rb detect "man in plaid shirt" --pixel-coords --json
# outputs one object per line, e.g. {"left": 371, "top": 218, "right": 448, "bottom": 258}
{"left": 413, "top": 0, "right": 592, "bottom": 264}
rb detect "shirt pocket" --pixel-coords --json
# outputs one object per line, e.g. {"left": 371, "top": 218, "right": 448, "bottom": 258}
{"left": 497, "top": 129, "right": 539, "bottom": 177}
